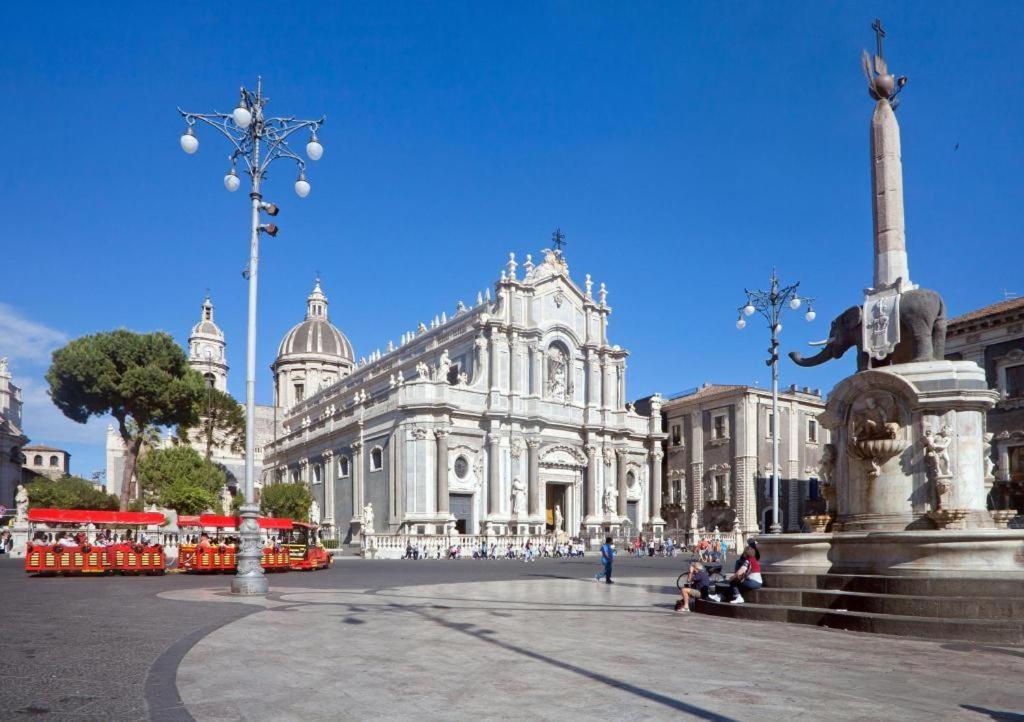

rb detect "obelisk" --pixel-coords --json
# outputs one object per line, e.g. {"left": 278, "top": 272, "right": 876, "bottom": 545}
{"left": 866, "top": 19, "right": 910, "bottom": 291}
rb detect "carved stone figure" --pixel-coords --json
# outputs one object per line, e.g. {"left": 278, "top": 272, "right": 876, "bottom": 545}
{"left": 818, "top": 443, "right": 838, "bottom": 515}
{"left": 983, "top": 432, "right": 995, "bottom": 481}
{"left": 0, "top": 357, "right": 8, "bottom": 375}
{"left": 554, "top": 504, "right": 563, "bottom": 532}
{"left": 602, "top": 485, "right": 617, "bottom": 514}
{"left": 850, "top": 394, "right": 901, "bottom": 441}
{"left": 789, "top": 288, "right": 946, "bottom": 371}
{"left": 923, "top": 424, "right": 953, "bottom": 507}
{"left": 436, "top": 349, "right": 451, "bottom": 381}
{"left": 220, "top": 485, "right": 233, "bottom": 516}
{"left": 15, "top": 484, "right": 29, "bottom": 521}
{"left": 362, "top": 503, "right": 375, "bottom": 534}
{"left": 415, "top": 361, "right": 430, "bottom": 379}
{"left": 545, "top": 347, "right": 571, "bottom": 402}
{"left": 510, "top": 477, "right": 526, "bottom": 516}
{"left": 309, "top": 499, "right": 321, "bottom": 524}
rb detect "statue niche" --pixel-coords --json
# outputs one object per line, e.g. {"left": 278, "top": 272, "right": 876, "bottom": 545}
{"left": 545, "top": 343, "right": 573, "bottom": 403}
{"left": 846, "top": 390, "right": 909, "bottom": 481}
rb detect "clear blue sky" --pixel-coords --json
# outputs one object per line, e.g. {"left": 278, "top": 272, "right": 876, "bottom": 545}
{"left": 2, "top": 2, "right": 1022, "bottom": 481}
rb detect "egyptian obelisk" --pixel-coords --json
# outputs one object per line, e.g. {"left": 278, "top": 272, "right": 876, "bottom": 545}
{"left": 867, "top": 19, "right": 911, "bottom": 291}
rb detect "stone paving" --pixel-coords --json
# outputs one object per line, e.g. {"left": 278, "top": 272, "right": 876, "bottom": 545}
{"left": 2, "top": 556, "right": 1023, "bottom": 721}
{"left": 165, "top": 565, "right": 1024, "bottom": 721}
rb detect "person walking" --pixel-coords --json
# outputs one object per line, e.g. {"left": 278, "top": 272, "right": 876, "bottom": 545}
{"left": 594, "top": 535, "right": 615, "bottom": 584}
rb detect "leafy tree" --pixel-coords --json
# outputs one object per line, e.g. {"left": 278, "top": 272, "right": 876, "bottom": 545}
{"left": 27, "top": 476, "right": 120, "bottom": 511}
{"left": 137, "top": 445, "right": 226, "bottom": 514}
{"left": 259, "top": 483, "right": 312, "bottom": 522}
{"left": 46, "top": 330, "right": 204, "bottom": 510}
{"left": 178, "top": 386, "right": 246, "bottom": 462}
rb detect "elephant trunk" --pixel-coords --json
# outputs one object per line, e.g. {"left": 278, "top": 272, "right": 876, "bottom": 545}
{"left": 789, "top": 347, "right": 833, "bottom": 367}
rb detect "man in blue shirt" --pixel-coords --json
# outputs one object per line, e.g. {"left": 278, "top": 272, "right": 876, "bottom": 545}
{"left": 594, "top": 536, "right": 615, "bottom": 584}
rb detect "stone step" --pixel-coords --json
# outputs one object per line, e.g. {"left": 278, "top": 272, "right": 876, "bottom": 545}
{"left": 694, "top": 599, "right": 1024, "bottom": 644}
{"left": 762, "top": 572, "right": 1024, "bottom": 598}
{"left": 742, "top": 587, "right": 1024, "bottom": 620}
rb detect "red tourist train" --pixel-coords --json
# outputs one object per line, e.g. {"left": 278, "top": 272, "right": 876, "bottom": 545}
{"left": 24, "top": 509, "right": 167, "bottom": 575}
{"left": 177, "top": 515, "right": 331, "bottom": 573}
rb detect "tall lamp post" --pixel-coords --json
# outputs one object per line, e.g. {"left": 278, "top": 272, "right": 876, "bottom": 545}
{"left": 735, "top": 271, "right": 815, "bottom": 534}
{"left": 178, "top": 78, "right": 325, "bottom": 595}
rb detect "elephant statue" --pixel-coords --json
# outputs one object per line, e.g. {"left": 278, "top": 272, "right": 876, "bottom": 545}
{"left": 789, "top": 288, "right": 946, "bottom": 371}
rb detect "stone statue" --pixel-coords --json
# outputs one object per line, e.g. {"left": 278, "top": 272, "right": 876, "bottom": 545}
{"left": 309, "top": 499, "right": 321, "bottom": 525}
{"left": 362, "top": 502, "right": 374, "bottom": 534}
{"left": 602, "top": 485, "right": 617, "bottom": 515}
{"left": 510, "top": 477, "right": 526, "bottom": 516}
{"left": 851, "top": 394, "right": 901, "bottom": 441}
{"left": 220, "top": 485, "right": 232, "bottom": 516}
{"left": 925, "top": 426, "right": 954, "bottom": 487}
{"left": 554, "top": 504, "right": 563, "bottom": 532}
{"left": 546, "top": 347, "right": 571, "bottom": 402}
{"left": 983, "top": 432, "right": 995, "bottom": 481}
{"left": 15, "top": 484, "right": 29, "bottom": 522}
{"left": 437, "top": 349, "right": 451, "bottom": 381}
{"left": 416, "top": 361, "right": 429, "bottom": 380}
{"left": 0, "top": 357, "right": 8, "bottom": 376}
{"left": 818, "top": 443, "right": 838, "bottom": 515}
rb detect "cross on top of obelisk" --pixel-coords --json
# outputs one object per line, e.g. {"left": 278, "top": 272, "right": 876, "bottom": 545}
{"left": 551, "top": 228, "right": 567, "bottom": 254}
{"left": 872, "top": 18, "right": 886, "bottom": 61}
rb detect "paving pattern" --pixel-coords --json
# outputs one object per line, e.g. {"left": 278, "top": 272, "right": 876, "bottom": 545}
{"left": 2, "top": 556, "right": 1023, "bottom": 721}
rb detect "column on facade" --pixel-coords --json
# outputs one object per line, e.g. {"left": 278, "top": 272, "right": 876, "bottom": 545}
{"left": 585, "top": 444, "right": 599, "bottom": 520}
{"left": 474, "top": 333, "right": 489, "bottom": 389}
{"left": 489, "top": 327, "right": 501, "bottom": 392}
{"left": 649, "top": 449, "right": 664, "bottom": 524}
{"left": 689, "top": 412, "right": 705, "bottom": 527}
{"left": 321, "top": 450, "right": 335, "bottom": 528}
{"left": 529, "top": 343, "right": 542, "bottom": 397}
{"left": 585, "top": 349, "right": 599, "bottom": 408}
{"left": 487, "top": 433, "right": 501, "bottom": 517}
{"left": 998, "top": 442, "right": 1011, "bottom": 481}
{"left": 601, "top": 356, "right": 615, "bottom": 410}
{"left": 733, "top": 455, "right": 757, "bottom": 534}
{"left": 351, "top": 441, "right": 364, "bottom": 520}
{"left": 616, "top": 449, "right": 628, "bottom": 517}
{"left": 526, "top": 437, "right": 540, "bottom": 518}
{"left": 509, "top": 334, "right": 521, "bottom": 397}
{"left": 787, "top": 403, "right": 801, "bottom": 531}
{"left": 435, "top": 427, "right": 450, "bottom": 518}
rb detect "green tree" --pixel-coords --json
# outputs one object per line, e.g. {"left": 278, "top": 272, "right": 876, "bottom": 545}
{"left": 45, "top": 330, "right": 204, "bottom": 510}
{"left": 178, "top": 386, "right": 246, "bottom": 462}
{"left": 26, "top": 476, "right": 120, "bottom": 511}
{"left": 137, "top": 445, "right": 226, "bottom": 514}
{"left": 259, "top": 483, "right": 313, "bottom": 522}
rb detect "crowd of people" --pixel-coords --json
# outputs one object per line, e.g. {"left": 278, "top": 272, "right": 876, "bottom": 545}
{"left": 402, "top": 538, "right": 588, "bottom": 561}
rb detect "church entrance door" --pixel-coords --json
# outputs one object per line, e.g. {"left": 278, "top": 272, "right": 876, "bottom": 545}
{"left": 626, "top": 500, "right": 638, "bottom": 530}
{"left": 545, "top": 483, "right": 567, "bottom": 533}
{"left": 450, "top": 493, "right": 473, "bottom": 534}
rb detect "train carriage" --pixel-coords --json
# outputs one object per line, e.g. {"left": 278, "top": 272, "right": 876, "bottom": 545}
{"left": 178, "top": 515, "right": 294, "bottom": 573}
{"left": 24, "top": 509, "right": 167, "bottom": 576}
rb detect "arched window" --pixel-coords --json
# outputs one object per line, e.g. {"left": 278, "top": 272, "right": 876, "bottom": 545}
{"left": 339, "top": 456, "right": 350, "bottom": 478}
{"left": 313, "top": 463, "right": 323, "bottom": 485}
{"left": 626, "top": 471, "right": 636, "bottom": 488}
{"left": 370, "top": 446, "right": 383, "bottom": 472}
{"left": 49, "top": 455, "right": 59, "bottom": 467}
{"left": 204, "top": 373, "right": 216, "bottom": 389}
{"left": 33, "top": 455, "right": 43, "bottom": 466}
{"left": 291, "top": 469, "right": 300, "bottom": 484}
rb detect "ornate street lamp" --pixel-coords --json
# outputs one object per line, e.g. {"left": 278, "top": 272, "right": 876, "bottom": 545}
{"left": 735, "top": 270, "right": 815, "bottom": 534}
{"left": 178, "top": 78, "right": 325, "bottom": 595}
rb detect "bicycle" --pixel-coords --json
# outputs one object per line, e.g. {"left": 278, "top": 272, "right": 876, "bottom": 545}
{"left": 676, "top": 563, "right": 725, "bottom": 591}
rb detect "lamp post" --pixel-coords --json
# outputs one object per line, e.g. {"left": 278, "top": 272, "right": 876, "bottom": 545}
{"left": 179, "top": 78, "right": 325, "bottom": 595}
{"left": 735, "top": 270, "right": 815, "bottom": 534}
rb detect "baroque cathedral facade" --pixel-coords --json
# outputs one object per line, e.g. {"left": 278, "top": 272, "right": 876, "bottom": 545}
{"left": 106, "top": 247, "right": 665, "bottom": 542}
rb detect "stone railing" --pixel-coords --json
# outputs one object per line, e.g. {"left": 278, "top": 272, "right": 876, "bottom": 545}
{"left": 360, "top": 533, "right": 570, "bottom": 559}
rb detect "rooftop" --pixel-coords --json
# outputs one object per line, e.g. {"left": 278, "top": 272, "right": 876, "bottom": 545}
{"left": 662, "top": 383, "right": 824, "bottom": 410}
{"left": 22, "top": 444, "right": 69, "bottom": 453}
{"left": 948, "top": 296, "right": 1024, "bottom": 329}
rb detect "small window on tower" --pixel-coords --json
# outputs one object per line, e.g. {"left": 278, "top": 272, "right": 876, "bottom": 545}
{"left": 370, "top": 446, "right": 383, "bottom": 471}
{"left": 294, "top": 384, "right": 304, "bottom": 403}
{"left": 671, "top": 425, "right": 682, "bottom": 446}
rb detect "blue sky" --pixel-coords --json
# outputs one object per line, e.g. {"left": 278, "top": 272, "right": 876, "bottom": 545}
{"left": 2, "top": 2, "right": 1022, "bottom": 481}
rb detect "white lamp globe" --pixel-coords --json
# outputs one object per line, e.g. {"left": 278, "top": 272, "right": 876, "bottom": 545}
{"left": 180, "top": 127, "right": 198, "bottom": 154}
{"left": 233, "top": 105, "right": 253, "bottom": 129}
{"left": 805, "top": 309, "right": 816, "bottom": 322}
{"left": 735, "top": 318, "right": 746, "bottom": 330}
{"left": 743, "top": 304, "right": 755, "bottom": 317}
{"left": 306, "top": 136, "right": 324, "bottom": 161}
{"left": 294, "top": 172, "right": 311, "bottom": 198}
{"left": 789, "top": 297, "right": 802, "bottom": 310}
{"left": 774, "top": 323, "right": 783, "bottom": 333}
{"left": 224, "top": 169, "right": 240, "bottom": 192}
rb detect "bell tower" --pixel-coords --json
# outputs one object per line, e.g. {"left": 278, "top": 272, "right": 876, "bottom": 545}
{"left": 188, "top": 295, "right": 228, "bottom": 391}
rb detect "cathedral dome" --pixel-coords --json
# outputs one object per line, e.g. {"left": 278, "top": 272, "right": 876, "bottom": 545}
{"left": 275, "top": 280, "right": 354, "bottom": 363}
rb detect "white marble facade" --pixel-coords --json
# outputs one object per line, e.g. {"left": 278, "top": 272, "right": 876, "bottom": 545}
{"left": 264, "top": 248, "right": 666, "bottom": 541}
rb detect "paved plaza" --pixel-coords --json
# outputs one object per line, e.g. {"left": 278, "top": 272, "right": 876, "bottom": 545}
{"left": 1, "top": 556, "right": 1023, "bottom": 721}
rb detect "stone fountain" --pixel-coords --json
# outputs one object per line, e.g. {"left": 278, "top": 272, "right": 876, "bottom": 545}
{"left": 764, "top": 23, "right": 1024, "bottom": 578}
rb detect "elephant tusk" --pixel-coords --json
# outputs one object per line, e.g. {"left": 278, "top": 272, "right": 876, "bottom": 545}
{"left": 808, "top": 339, "right": 828, "bottom": 347}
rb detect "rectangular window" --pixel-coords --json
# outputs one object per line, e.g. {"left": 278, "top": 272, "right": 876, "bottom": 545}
{"left": 766, "top": 411, "right": 774, "bottom": 437}
{"left": 713, "top": 414, "right": 727, "bottom": 440}
{"left": 313, "top": 464, "right": 322, "bottom": 485}
{"left": 294, "top": 383, "right": 304, "bottom": 403}
{"left": 339, "top": 456, "right": 350, "bottom": 478}
{"left": 808, "top": 419, "right": 818, "bottom": 443}
{"left": 671, "top": 424, "right": 682, "bottom": 446}
{"left": 714, "top": 473, "right": 726, "bottom": 499}
{"left": 1006, "top": 365, "right": 1024, "bottom": 399}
